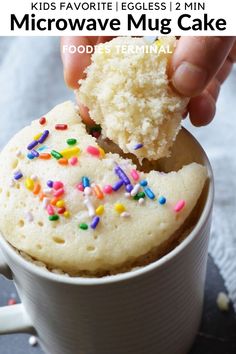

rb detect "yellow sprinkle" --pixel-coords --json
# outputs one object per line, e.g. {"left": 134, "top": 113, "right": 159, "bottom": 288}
{"left": 114, "top": 203, "right": 125, "bottom": 214}
{"left": 154, "top": 39, "right": 162, "bottom": 48}
{"left": 98, "top": 147, "right": 105, "bottom": 158}
{"left": 56, "top": 200, "right": 65, "bottom": 208}
{"left": 96, "top": 205, "right": 104, "bottom": 215}
{"left": 64, "top": 211, "right": 70, "bottom": 218}
{"left": 34, "top": 133, "right": 42, "bottom": 141}
{"left": 25, "top": 178, "right": 34, "bottom": 191}
{"left": 60, "top": 147, "right": 80, "bottom": 159}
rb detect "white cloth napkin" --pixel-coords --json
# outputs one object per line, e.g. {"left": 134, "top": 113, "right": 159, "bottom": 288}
{"left": 0, "top": 37, "right": 235, "bottom": 310}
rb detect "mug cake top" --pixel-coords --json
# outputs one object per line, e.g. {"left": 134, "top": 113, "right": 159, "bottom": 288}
{"left": 78, "top": 36, "right": 189, "bottom": 162}
{"left": 0, "top": 102, "right": 207, "bottom": 275}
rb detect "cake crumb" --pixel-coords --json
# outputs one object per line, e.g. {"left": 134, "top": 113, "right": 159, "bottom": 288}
{"left": 28, "top": 335, "right": 38, "bottom": 347}
{"left": 216, "top": 292, "right": 230, "bottom": 311}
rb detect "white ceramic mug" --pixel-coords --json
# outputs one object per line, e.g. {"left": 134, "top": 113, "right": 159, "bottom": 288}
{"left": 0, "top": 129, "right": 214, "bottom": 354}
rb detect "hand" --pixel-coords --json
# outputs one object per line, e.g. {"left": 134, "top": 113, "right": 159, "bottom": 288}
{"left": 61, "top": 36, "right": 113, "bottom": 125}
{"left": 61, "top": 36, "right": 236, "bottom": 127}
{"left": 171, "top": 36, "right": 236, "bottom": 126}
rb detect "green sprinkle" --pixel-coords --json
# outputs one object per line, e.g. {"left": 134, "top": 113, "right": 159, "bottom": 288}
{"left": 79, "top": 223, "right": 88, "bottom": 230}
{"left": 67, "top": 138, "right": 77, "bottom": 146}
{"left": 49, "top": 215, "right": 59, "bottom": 221}
{"left": 133, "top": 192, "right": 146, "bottom": 200}
{"left": 51, "top": 150, "right": 63, "bottom": 160}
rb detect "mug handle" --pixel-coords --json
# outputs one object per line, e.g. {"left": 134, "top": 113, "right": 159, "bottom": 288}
{"left": 0, "top": 249, "right": 35, "bottom": 334}
{"left": 0, "top": 248, "right": 12, "bottom": 279}
{"left": 0, "top": 304, "right": 35, "bottom": 334}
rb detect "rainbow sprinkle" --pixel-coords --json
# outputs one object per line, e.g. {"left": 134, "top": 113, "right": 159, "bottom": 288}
{"left": 103, "top": 185, "right": 113, "bottom": 194}
{"left": 131, "top": 169, "right": 139, "bottom": 181}
{"left": 38, "top": 130, "right": 49, "bottom": 144}
{"left": 158, "top": 196, "right": 166, "bottom": 205}
{"left": 87, "top": 145, "right": 100, "bottom": 157}
{"left": 115, "top": 166, "right": 131, "bottom": 186}
{"left": 133, "top": 143, "right": 143, "bottom": 150}
{"left": 112, "top": 180, "right": 124, "bottom": 191}
{"left": 15, "top": 116, "right": 188, "bottom": 234}
{"left": 67, "top": 138, "right": 77, "bottom": 146}
{"left": 60, "top": 147, "right": 80, "bottom": 159}
{"left": 49, "top": 215, "right": 59, "bottom": 221}
{"left": 144, "top": 187, "right": 155, "bottom": 200}
{"left": 55, "top": 124, "right": 68, "bottom": 130}
{"left": 51, "top": 150, "right": 63, "bottom": 160}
{"left": 92, "top": 184, "right": 104, "bottom": 200}
{"left": 96, "top": 205, "right": 104, "bottom": 215}
{"left": 82, "top": 177, "right": 90, "bottom": 188}
{"left": 114, "top": 203, "right": 126, "bottom": 214}
{"left": 79, "top": 223, "right": 88, "bottom": 230}
{"left": 27, "top": 140, "right": 38, "bottom": 150}
{"left": 39, "top": 117, "right": 46, "bottom": 125}
{"left": 174, "top": 200, "right": 186, "bottom": 212}
{"left": 14, "top": 171, "right": 23, "bottom": 180}
{"left": 90, "top": 216, "right": 100, "bottom": 229}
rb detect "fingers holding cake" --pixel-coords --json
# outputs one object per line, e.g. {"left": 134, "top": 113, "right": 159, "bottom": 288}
{"left": 61, "top": 36, "right": 235, "bottom": 130}
{"left": 171, "top": 36, "right": 236, "bottom": 126}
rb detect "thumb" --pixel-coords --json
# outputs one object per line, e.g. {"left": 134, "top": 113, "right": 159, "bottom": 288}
{"left": 171, "top": 36, "right": 235, "bottom": 96}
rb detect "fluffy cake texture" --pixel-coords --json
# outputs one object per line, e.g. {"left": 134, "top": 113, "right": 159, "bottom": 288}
{"left": 0, "top": 102, "right": 206, "bottom": 275}
{"left": 78, "top": 37, "right": 188, "bottom": 162}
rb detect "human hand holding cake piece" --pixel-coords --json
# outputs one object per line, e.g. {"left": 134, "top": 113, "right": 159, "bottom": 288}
{"left": 77, "top": 36, "right": 189, "bottom": 162}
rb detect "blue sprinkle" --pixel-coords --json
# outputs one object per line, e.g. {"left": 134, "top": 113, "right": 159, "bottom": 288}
{"left": 114, "top": 166, "right": 131, "bottom": 185}
{"left": 38, "top": 130, "right": 49, "bottom": 144}
{"left": 144, "top": 187, "right": 155, "bottom": 200}
{"left": 27, "top": 153, "right": 35, "bottom": 160}
{"left": 112, "top": 180, "right": 124, "bottom": 191}
{"left": 82, "top": 176, "right": 90, "bottom": 188}
{"left": 27, "top": 140, "right": 38, "bottom": 150}
{"left": 38, "top": 145, "right": 47, "bottom": 151}
{"left": 158, "top": 196, "right": 166, "bottom": 205}
{"left": 47, "top": 180, "right": 53, "bottom": 188}
{"left": 140, "top": 180, "right": 148, "bottom": 187}
{"left": 90, "top": 216, "right": 100, "bottom": 229}
{"left": 14, "top": 171, "right": 23, "bottom": 180}
{"left": 126, "top": 184, "right": 133, "bottom": 193}
{"left": 31, "top": 149, "right": 39, "bottom": 158}
{"left": 134, "top": 143, "right": 143, "bottom": 150}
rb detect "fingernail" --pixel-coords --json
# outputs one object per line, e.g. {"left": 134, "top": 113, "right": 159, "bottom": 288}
{"left": 172, "top": 62, "right": 208, "bottom": 96}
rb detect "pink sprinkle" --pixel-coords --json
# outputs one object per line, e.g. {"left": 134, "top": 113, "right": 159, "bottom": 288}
{"left": 54, "top": 188, "right": 65, "bottom": 197}
{"left": 53, "top": 181, "right": 64, "bottom": 190}
{"left": 131, "top": 169, "right": 139, "bottom": 181}
{"left": 47, "top": 205, "right": 55, "bottom": 216}
{"left": 174, "top": 200, "right": 186, "bottom": 213}
{"left": 76, "top": 183, "right": 84, "bottom": 192}
{"left": 87, "top": 145, "right": 100, "bottom": 157}
{"left": 70, "top": 157, "right": 78, "bottom": 166}
{"left": 103, "top": 185, "right": 113, "bottom": 194}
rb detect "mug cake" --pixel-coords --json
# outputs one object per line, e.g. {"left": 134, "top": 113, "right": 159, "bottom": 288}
{"left": 0, "top": 37, "right": 207, "bottom": 276}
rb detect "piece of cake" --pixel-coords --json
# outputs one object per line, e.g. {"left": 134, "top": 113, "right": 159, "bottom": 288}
{"left": 78, "top": 37, "right": 188, "bottom": 162}
{"left": 0, "top": 102, "right": 206, "bottom": 275}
